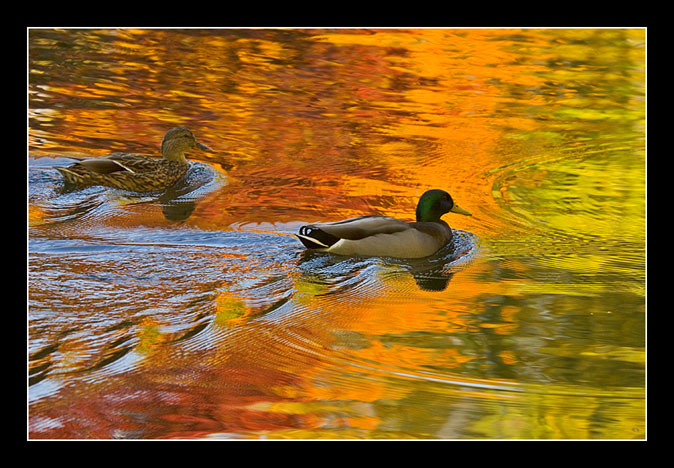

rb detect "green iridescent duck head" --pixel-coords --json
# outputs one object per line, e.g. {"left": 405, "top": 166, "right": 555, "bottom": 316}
{"left": 415, "top": 189, "right": 472, "bottom": 222}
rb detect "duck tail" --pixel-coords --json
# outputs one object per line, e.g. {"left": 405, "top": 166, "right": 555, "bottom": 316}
{"left": 296, "top": 225, "right": 340, "bottom": 249}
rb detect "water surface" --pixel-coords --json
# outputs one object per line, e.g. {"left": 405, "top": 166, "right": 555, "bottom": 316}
{"left": 28, "top": 28, "right": 645, "bottom": 439}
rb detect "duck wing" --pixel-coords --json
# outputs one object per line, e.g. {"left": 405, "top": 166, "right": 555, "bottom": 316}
{"left": 297, "top": 215, "right": 410, "bottom": 249}
{"left": 68, "top": 153, "right": 151, "bottom": 175}
{"left": 308, "top": 215, "right": 410, "bottom": 240}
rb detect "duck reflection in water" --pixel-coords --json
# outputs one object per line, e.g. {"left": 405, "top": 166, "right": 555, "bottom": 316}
{"left": 296, "top": 247, "right": 459, "bottom": 292}
{"left": 158, "top": 183, "right": 197, "bottom": 221}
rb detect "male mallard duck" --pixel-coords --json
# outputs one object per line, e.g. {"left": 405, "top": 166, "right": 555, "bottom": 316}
{"left": 56, "top": 127, "right": 212, "bottom": 192}
{"left": 296, "top": 189, "right": 472, "bottom": 259}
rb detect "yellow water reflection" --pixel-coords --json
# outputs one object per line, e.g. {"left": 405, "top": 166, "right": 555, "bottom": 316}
{"left": 29, "top": 28, "right": 645, "bottom": 439}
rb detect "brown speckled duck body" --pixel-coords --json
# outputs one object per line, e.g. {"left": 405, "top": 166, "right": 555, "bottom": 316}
{"left": 56, "top": 127, "right": 211, "bottom": 192}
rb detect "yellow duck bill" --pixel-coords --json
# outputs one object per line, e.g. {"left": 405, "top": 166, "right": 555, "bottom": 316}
{"left": 450, "top": 203, "right": 472, "bottom": 216}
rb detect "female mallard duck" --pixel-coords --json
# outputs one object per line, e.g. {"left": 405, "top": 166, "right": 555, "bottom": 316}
{"left": 296, "top": 189, "right": 472, "bottom": 259}
{"left": 56, "top": 127, "right": 212, "bottom": 192}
